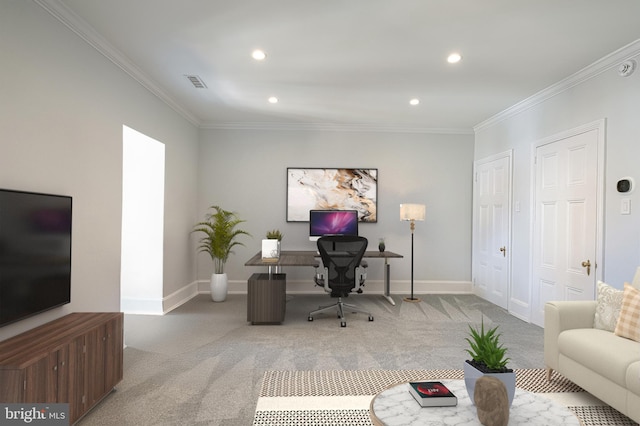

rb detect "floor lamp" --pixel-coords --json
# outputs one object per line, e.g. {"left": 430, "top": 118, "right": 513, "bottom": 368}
{"left": 400, "top": 203, "right": 426, "bottom": 303}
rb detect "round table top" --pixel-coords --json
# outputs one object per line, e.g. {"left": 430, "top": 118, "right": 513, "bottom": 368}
{"left": 369, "top": 379, "right": 580, "bottom": 426}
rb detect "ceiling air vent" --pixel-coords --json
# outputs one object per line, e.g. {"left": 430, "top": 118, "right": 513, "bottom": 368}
{"left": 185, "top": 75, "right": 207, "bottom": 89}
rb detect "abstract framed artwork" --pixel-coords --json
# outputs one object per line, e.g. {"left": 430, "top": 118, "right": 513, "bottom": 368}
{"left": 287, "top": 168, "right": 378, "bottom": 222}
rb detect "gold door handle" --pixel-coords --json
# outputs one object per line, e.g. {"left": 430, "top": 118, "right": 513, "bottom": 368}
{"left": 499, "top": 246, "right": 506, "bottom": 257}
{"left": 581, "top": 260, "right": 591, "bottom": 276}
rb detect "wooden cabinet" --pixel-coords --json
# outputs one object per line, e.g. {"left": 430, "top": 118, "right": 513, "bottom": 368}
{"left": 247, "top": 273, "right": 286, "bottom": 324}
{"left": 0, "top": 313, "right": 123, "bottom": 424}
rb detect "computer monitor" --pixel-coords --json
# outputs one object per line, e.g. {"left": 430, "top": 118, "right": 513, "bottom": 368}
{"left": 309, "top": 210, "right": 359, "bottom": 241}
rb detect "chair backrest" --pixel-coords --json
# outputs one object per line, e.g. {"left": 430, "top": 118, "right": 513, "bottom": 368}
{"left": 316, "top": 235, "right": 368, "bottom": 295}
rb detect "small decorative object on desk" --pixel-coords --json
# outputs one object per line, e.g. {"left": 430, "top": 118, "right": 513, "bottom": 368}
{"left": 378, "top": 238, "right": 385, "bottom": 252}
{"left": 261, "top": 239, "right": 280, "bottom": 261}
{"left": 408, "top": 381, "right": 457, "bottom": 407}
{"left": 262, "top": 229, "right": 283, "bottom": 261}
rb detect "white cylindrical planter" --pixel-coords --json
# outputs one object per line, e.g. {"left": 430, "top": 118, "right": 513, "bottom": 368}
{"left": 210, "top": 273, "right": 228, "bottom": 302}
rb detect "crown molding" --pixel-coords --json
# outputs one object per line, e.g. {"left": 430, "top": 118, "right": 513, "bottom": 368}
{"left": 35, "top": 0, "right": 201, "bottom": 127}
{"left": 474, "top": 38, "right": 640, "bottom": 133}
{"left": 199, "top": 121, "right": 474, "bottom": 134}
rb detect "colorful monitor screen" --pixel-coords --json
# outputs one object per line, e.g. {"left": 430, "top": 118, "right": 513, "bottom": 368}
{"left": 309, "top": 210, "right": 358, "bottom": 241}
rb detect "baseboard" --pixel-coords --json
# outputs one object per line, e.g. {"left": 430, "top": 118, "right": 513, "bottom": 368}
{"left": 163, "top": 281, "right": 200, "bottom": 313}
{"left": 195, "top": 279, "right": 472, "bottom": 296}
{"left": 121, "top": 281, "right": 200, "bottom": 315}
{"left": 154, "top": 279, "right": 474, "bottom": 314}
{"left": 280, "top": 279, "right": 472, "bottom": 295}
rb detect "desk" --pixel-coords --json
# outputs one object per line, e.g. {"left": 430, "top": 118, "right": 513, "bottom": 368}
{"left": 245, "top": 250, "right": 403, "bottom": 305}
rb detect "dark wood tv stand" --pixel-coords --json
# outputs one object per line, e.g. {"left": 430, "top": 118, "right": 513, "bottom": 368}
{"left": 0, "top": 312, "right": 123, "bottom": 424}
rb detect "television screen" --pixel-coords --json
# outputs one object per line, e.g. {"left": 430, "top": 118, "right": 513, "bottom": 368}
{"left": 309, "top": 210, "right": 358, "bottom": 241}
{"left": 0, "top": 189, "right": 72, "bottom": 327}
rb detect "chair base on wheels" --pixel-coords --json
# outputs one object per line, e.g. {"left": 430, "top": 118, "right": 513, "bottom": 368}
{"left": 308, "top": 297, "right": 374, "bottom": 327}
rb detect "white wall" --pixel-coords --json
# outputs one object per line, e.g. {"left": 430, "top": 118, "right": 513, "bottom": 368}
{"left": 196, "top": 129, "right": 474, "bottom": 294}
{"left": 475, "top": 42, "right": 640, "bottom": 319}
{"left": 0, "top": 1, "right": 199, "bottom": 340}
{"left": 121, "top": 126, "right": 166, "bottom": 314}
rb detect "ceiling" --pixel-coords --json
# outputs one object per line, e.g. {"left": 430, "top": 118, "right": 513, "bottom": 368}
{"left": 41, "top": 0, "right": 640, "bottom": 132}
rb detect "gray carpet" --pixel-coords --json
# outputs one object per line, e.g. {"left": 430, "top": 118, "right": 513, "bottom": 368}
{"left": 77, "top": 293, "right": 549, "bottom": 425}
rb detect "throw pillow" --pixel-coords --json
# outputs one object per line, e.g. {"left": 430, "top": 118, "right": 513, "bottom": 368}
{"left": 594, "top": 281, "right": 623, "bottom": 332}
{"left": 614, "top": 283, "right": 640, "bottom": 342}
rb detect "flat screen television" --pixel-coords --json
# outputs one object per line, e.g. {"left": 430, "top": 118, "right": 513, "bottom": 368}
{"left": 0, "top": 188, "right": 72, "bottom": 327}
{"left": 309, "top": 209, "right": 358, "bottom": 241}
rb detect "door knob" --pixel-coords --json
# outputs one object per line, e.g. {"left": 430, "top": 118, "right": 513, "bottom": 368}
{"left": 581, "top": 260, "right": 591, "bottom": 276}
{"left": 499, "top": 246, "right": 506, "bottom": 257}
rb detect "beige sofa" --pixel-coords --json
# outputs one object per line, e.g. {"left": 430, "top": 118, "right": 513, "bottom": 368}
{"left": 544, "top": 268, "right": 640, "bottom": 424}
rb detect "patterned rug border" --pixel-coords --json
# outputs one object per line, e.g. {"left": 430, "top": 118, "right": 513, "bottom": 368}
{"left": 259, "top": 368, "right": 583, "bottom": 397}
{"left": 255, "top": 370, "right": 640, "bottom": 426}
{"left": 253, "top": 407, "right": 639, "bottom": 426}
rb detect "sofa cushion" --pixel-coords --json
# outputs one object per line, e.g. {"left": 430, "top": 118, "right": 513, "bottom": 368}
{"left": 627, "top": 361, "right": 640, "bottom": 396}
{"left": 558, "top": 328, "right": 640, "bottom": 387}
{"left": 614, "top": 283, "right": 640, "bottom": 342}
{"left": 594, "top": 281, "right": 623, "bottom": 332}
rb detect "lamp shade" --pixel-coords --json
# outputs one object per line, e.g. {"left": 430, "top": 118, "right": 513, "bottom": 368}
{"left": 400, "top": 203, "right": 426, "bottom": 221}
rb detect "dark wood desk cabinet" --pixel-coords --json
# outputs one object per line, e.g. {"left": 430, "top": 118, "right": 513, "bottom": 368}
{"left": 247, "top": 273, "right": 286, "bottom": 324}
{"left": 0, "top": 312, "right": 123, "bottom": 424}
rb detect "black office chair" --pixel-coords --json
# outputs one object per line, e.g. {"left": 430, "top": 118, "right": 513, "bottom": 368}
{"left": 308, "top": 235, "right": 374, "bottom": 327}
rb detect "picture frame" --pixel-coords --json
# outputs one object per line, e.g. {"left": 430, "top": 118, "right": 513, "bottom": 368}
{"left": 286, "top": 168, "right": 378, "bottom": 222}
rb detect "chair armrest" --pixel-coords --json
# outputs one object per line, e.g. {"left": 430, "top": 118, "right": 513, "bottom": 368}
{"left": 544, "top": 300, "right": 596, "bottom": 370}
{"left": 355, "top": 265, "right": 367, "bottom": 289}
{"left": 314, "top": 266, "right": 329, "bottom": 291}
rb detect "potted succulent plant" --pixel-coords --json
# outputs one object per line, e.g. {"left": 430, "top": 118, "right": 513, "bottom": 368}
{"left": 265, "top": 229, "right": 283, "bottom": 241}
{"left": 463, "top": 318, "right": 515, "bottom": 406}
{"left": 193, "top": 206, "right": 251, "bottom": 302}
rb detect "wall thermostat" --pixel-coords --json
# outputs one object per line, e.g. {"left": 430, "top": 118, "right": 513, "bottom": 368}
{"left": 617, "top": 177, "right": 634, "bottom": 193}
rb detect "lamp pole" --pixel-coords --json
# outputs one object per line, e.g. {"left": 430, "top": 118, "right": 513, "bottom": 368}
{"left": 404, "top": 219, "right": 420, "bottom": 302}
{"left": 400, "top": 203, "right": 425, "bottom": 303}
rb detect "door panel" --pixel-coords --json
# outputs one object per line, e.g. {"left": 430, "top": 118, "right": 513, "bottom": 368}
{"left": 473, "top": 152, "right": 512, "bottom": 309}
{"left": 531, "top": 128, "right": 598, "bottom": 326}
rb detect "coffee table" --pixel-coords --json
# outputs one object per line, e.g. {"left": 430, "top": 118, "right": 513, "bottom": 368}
{"left": 369, "top": 379, "right": 580, "bottom": 425}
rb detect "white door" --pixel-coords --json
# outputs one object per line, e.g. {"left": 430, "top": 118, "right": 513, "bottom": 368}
{"left": 531, "top": 122, "right": 603, "bottom": 326}
{"left": 472, "top": 152, "right": 512, "bottom": 309}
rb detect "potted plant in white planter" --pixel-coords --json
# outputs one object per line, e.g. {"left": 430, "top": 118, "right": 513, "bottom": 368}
{"left": 193, "top": 206, "right": 251, "bottom": 302}
{"left": 262, "top": 229, "right": 282, "bottom": 261}
{"left": 464, "top": 318, "right": 515, "bottom": 406}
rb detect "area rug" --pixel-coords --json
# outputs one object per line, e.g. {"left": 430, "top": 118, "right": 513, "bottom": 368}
{"left": 253, "top": 369, "right": 638, "bottom": 426}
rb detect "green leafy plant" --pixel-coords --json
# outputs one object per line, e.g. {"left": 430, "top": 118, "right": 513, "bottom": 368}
{"left": 464, "top": 318, "right": 511, "bottom": 372}
{"left": 265, "top": 229, "right": 283, "bottom": 241}
{"left": 193, "top": 206, "right": 251, "bottom": 274}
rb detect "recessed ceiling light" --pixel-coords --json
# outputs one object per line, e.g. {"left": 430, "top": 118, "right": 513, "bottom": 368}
{"left": 252, "top": 49, "right": 266, "bottom": 61}
{"left": 447, "top": 52, "right": 462, "bottom": 64}
{"left": 268, "top": 96, "right": 278, "bottom": 104}
{"left": 409, "top": 98, "right": 420, "bottom": 106}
